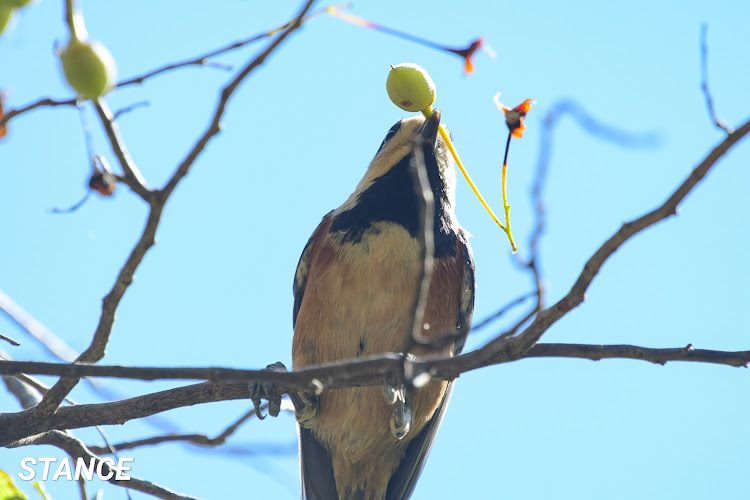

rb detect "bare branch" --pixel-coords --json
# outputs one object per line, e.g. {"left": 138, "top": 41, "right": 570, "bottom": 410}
{"left": 2, "top": 112, "right": 748, "bottom": 447}
{"left": 700, "top": 24, "right": 733, "bottom": 134}
{"left": 87, "top": 400, "right": 294, "bottom": 455}
{"left": 2, "top": 337, "right": 749, "bottom": 445}
{"left": 116, "top": 58, "right": 233, "bottom": 89}
{"left": 112, "top": 100, "right": 150, "bottom": 121}
{"left": 498, "top": 100, "right": 662, "bottom": 335}
{"left": 2, "top": 374, "right": 43, "bottom": 409}
{"left": 470, "top": 292, "right": 534, "bottom": 332}
{"left": 527, "top": 343, "right": 750, "bottom": 367}
{"left": 0, "top": 333, "right": 20, "bottom": 346}
{"left": 17, "top": 431, "right": 201, "bottom": 500}
{"left": 92, "top": 99, "right": 152, "bottom": 200}
{"left": 115, "top": 3, "right": 338, "bottom": 89}
{"left": 160, "top": 0, "right": 316, "bottom": 200}
{"left": 49, "top": 190, "right": 93, "bottom": 214}
{"left": 0, "top": 97, "right": 77, "bottom": 129}
{"left": 28, "top": 0, "right": 316, "bottom": 420}
{"left": 0, "top": 4, "right": 335, "bottom": 129}
{"left": 0, "top": 288, "right": 80, "bottom": 361}
{"left": 34, "top": 203, "right": 165, "bottom": 415}
{"left": 472, "top": 115, "right": 750, "bottom": 366}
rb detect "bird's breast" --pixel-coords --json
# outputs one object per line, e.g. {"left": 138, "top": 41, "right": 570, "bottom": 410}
{"left": 292, "top": 215, "right": 466, "bottom": 495}
{"left": 293, "top": 220, "right": 459, "bottom": 364}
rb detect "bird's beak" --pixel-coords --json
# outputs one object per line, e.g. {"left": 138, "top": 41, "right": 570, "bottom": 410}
{"left": 418, "top": 108, "right": 441, "bottom": 151}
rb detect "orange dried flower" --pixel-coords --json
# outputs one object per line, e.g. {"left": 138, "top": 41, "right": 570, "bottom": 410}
{"left": 447, "top": 38, "right": 484, "bottom": 74}
{"left": 494, "top": 92, "right": 534, "bottom": 138}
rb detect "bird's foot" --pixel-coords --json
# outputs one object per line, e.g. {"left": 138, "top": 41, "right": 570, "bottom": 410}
{"left": 384, "top": 375, "right": 400, "bottom": 405}
{"left": 385, "top": 381, "right": 412, "bottom": 439}
{"left": 390, "top": 398, "right": 412, "bottom": 440}
{"left": 296, "top": 393, "right": 320, "bottom": 428}
{"left": 249, "top": 361, "right": 289, "bottom": 420}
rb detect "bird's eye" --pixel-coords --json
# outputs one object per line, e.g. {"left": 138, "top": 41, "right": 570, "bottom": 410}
{"left": 375, "top": 121, "right": 403, "bottom": 154}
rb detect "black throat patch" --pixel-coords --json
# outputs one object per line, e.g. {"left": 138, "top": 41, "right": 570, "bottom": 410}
{"left": 329, "top": 150, "right": 457, "bottom": 258}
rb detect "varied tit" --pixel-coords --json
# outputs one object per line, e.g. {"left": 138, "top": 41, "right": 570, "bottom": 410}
{"left": 252, "top": 109, "right": 474, "bottom": 500}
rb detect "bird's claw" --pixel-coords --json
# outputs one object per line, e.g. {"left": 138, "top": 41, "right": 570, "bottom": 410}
{"left": 390, "top": 398, "right": 412, "bottom": 440}
{"left": 384, "top": 376, "right": 399, "bottom": 405}
{"left": 384, "top": 380, "right": 412, "bottom": 439}
{"left": 296, "top": 393, "right": 320, "bottom": 428}
{"left": 249, "top": 361, "right": 287, "bottom": 419}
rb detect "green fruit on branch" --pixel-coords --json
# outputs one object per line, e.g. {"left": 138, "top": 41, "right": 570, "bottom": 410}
{"left": 386, "top": 63, "right": 436, "bottom": 112}
{"left": 61, "top": 39, "right": 117, "bottom": 99}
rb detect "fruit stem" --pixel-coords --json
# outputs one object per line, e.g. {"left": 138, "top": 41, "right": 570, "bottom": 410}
{"left": 421, "top": 106, "right": 517, "bottom": 253}
{"left": 64, "top": 0, "right": 87, "bottom": 42}
{"left": 501, "top": 132, "right": 517, "bottom": 252}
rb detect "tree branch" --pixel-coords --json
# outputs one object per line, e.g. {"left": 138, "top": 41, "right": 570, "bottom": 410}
{"left": 0, "top": 3, "right": 333, "bottom": 129}
{"left": 479, "top": 115, "right": 750, "bottom": 364}
{"left": 160, "top": 0, "right": 316, "bottom": 200}
{"left": 16, "top": 431, "right": 200, "bottom": 500}
{"left": 92, "top": 99, "right": 152, "bottom": 201}
{"left": 28, "top": 0, "right": 316, "bottom": 421}
{"left": 2, "top": 112, "right": 748, "bottom": 446}
{"left": 526, "top": 343, "right": 750, "bottom": 367}
{"left": 115, "top": 2, "right": 337, "bottom": 89}
{"left": 86, "top": 400, "right": 293, "bottom": 455}
{"left": 700, "top": 24, "right": 733, "bottom": 134}
{"left": 2, "top": 338, "right": 749, "bottom": 446}
{"left": 0, "top": 97, "right": 77, "bottom": 129}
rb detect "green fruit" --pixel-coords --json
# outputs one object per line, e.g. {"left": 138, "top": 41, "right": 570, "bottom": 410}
{"left": 0, "top": 5, "right": 15, "bottom": 35}
{"left": 61, "top": 39, "right": 117, "bottom": 99}
{"left": 3, "top": 0, "right": 33, "bottom": 8}
{"left": 386, "top": 63, "right": 436, "bottom": 112}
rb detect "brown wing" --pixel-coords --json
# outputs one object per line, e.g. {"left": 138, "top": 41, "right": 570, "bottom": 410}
{"left": 385, "top": 233, "right": 475, "bottom": 500}
{"left": 292, "top": 212, "right": 340, "bottom": 499}
{"left": 293, "top": 211, "right": 334, "bottom": 329}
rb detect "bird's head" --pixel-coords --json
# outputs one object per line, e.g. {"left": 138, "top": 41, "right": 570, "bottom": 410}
{"left": 339, "top": 109, "right": 457, "bottom": 214}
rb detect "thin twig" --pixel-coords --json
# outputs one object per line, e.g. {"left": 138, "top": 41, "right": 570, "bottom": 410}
{"left": 112, "top": 100, "right": 150, "bottom": 121}
{"left": 87, "top": 400, "right": 294, "bottom": 455}
{"left": 49, "top": 190, "right": 93, "bottom": 214}
{"left": 470, "top": 292, "right": 534, "bottom": 332}
{"left": 0, "top": 289, "right": 80, "bottom": 361}
{"left": 2, "top": 374, "right": 43, "bottom": 409}
{"left": 0, "top": 97, "right": 77, "bottom": 129}
{"left": 0, "top": 333, "right": 21, "bottom": 346}
{"left": 92, "top": 99, "right": 152, "bottom": 200}
{"left": 476, "top": 116, "right": 750, "bottom": 366}
{"left": 700, "top": 24, "right": 733, "bottom": 134}
{"left": 505, "top": 100, "right": 662, "bottom": 334}
{"left": 16, "top": 431, "right": 200, "bottom": 500}
{"left": 526, "top": 342, "right": 749, "bottom": 366}
{"left": 160, "top": 0, "right": 316, "bottom": 200}
{"left": 115, "top": 3, "right": 338, "bottom": 89}
{"left": 117, "top": 60, "right": 233, "bottom": 88}
{"left": 0, "top": 4, "right": 338, "bottom": 129}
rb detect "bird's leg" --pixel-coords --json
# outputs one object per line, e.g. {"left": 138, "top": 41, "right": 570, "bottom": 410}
{"left": 295, "top": 393, "right": 319, "bottom": 428}
{"left": 248, "top": 361, "right": 295, "bottom": 420}
{"left": 389, "top": 388, "right": 412, "bottom": 440}
{"left": 248, "top": 362, "right": 321, "bottom": 426}
{"left": 383, "top": 373, "right": 399, "bottom": 405}
{"left": 384, "top": 358, "right": 415, "bottom": 439}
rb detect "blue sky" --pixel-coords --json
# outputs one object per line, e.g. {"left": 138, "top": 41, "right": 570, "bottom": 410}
{"left": 1, "top": 1, "right": 749, "bottom": 499}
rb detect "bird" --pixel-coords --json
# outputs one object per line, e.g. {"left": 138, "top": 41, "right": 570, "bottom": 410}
{"left": 252, "top": 109, "right": 474, "bottom": 500}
